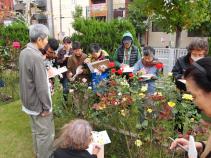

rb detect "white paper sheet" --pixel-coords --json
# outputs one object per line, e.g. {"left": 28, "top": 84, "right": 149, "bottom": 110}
{"left": 188, "top": 135, "right": 198, "bottom": 158}
{"left": 48, "top": 66, "right": 67, "bottom": 78}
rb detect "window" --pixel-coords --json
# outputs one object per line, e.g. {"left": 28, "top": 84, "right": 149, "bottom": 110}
{"left": 91, "top": 16, "right": 106, "bottom": 21}
{"left": 113, "top": 9, "right": 124, "bottom": 18}
{"left": 92, "top": 0, "right": 106, "bottom": 4}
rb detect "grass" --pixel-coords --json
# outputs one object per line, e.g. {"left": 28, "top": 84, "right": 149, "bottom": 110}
{"left": 0, "top": 99, "right": 74, "bottom": 158}
{"left": 0, "top": 100, "right": 34, "bottom": 158}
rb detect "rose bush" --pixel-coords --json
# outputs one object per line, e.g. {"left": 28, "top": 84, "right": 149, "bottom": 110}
{"left": 58, "top": 69, "right": 206, "bottom": 158}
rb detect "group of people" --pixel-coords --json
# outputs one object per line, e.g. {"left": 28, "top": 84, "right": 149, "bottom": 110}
{"left": 170, "top": 39, "right": 211, "bottom": 157}
{"left": 18, "top": 23, "right": 164, "bottom": 158}
{"left": 19, "top": 24, "right": 102, "bottom": 158}
{"left": 18, "top": 23, "right": 211, "bottom": 158}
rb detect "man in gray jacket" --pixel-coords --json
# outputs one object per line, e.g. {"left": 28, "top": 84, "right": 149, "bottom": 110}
{"left": 19, "top": 24, "right": 55, "bottom": 158}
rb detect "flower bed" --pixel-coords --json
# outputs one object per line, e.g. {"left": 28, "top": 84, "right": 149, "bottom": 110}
{"left": 54, "top": 72, "right": 208, "bottom": 157}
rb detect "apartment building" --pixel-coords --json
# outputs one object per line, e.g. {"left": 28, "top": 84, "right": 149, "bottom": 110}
{"left": 51, "top": 0, "right": 89, "bottom": 39}
{"left": 0, "top": 0, "right": 14, "bottom": 24}
{"left": 89, "top": 0, "right": 133, "bottom": 20}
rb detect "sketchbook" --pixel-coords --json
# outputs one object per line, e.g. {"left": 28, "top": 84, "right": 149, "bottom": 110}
{"left": 122, "top": 66, "right": 134, "bottom": 73}
{"left": 91, "top": 130, "right": 111, "bottom": 145}
{"left": 47, "top": 66, "right": 67, "bottom": 78}
{"left": 86, "top": 130, "right": 110, "bottom": 158}
{"left": 87, "top": 59, "right": 110, "bottom": 73}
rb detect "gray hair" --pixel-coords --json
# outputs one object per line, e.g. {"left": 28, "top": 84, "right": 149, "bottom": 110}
{"left": 143, "top": 46, "right": 155, "bottom": 56}
{"left": 188, "top": 38, "right": 209, "bottom": 55}
{"left": 53, "top": 119, "right": 92, "bottom": 150}
{"left": 29, "top": 24, "right": 49, "bottom": 42}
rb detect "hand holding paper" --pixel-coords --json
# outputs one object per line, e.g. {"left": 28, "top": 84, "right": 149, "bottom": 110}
{"left": 47, "top": 66, "right": 68, "bottom": 78}
{"left": 69, "top": 65, "right": 83, "bottom": 81}
{"left": 188, "top": 135, "right": 198, "bottom": 158}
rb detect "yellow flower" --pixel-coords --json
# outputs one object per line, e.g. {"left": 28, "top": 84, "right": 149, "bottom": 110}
{"left": 168, "top": 101, "right": 176, "bottom": 108}
{"left": 182, "top": 94, "right": 193, "bottom": 101}
{"left": 190, "top": 118, "right": 194, "bottom": 122}
{"left": 120, "top": 110, "right": 126, "bottom": 117}
{"left": 141, "top": 86, "right": 147, "bottom": 92}
{"left": 168, "top": 72, "right": 173, "bottom": 77}
{"left": 135, "top": 139, "right": 143, "bottom": 147}
{"left": 99, "top": 104, "right": 106, "bottom": 110}
{"left": 147, "top": 108, "right": 152, "bottom": 113}
{"left": 139, "top": 93, "right": 145, "bottom": 98}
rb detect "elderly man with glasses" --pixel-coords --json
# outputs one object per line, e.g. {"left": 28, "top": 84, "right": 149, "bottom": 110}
{"left": 113, "top": 31, "right": 141, "bottom": 69}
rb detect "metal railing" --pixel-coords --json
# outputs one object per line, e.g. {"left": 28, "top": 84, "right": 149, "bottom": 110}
{"left": 154, "top": 48, "right": 188, "bottom": 74}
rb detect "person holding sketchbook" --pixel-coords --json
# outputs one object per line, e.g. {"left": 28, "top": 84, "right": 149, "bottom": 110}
{"left": 172, "top": 38, "right": 208, "bottom": 91}
{"left": 41, "top": 38, "right": 59, "bottom": 94}
{"left": 133, "top": 46, "right": 161, "bottom": 95}
{"left": 51, "top": 119, "right": 101, "bottom": 158}
{"left": 66, "top": 41, "right": 89, "bottom": 81}
{"left": 84, "top": 43, "right": 110, "bottom": 73}
{"left": 170, "top": 57, "right": 211, "bottom": 158}
{"left": 56, "top": 36, "right": 73, "bottom": 101}
{"left": 113, "top": 31, "right": 141, "bottom": 69}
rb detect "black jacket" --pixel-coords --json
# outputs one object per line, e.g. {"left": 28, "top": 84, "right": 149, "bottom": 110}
{"left": 51, "top": 148, "right": 97, "bottom": 158}
{"left": 172, "top": 55, "right": 191, "bottom": 91}
{"left": 172, "top": 55, "right": 191, "bottom": 80}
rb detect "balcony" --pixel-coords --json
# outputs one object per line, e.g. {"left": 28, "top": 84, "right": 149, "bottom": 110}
{"left": 32, "top": 0, "right": 46, "bottom": 10}
{"left": 90, "top": 3, "right": 107, "bottom": 17}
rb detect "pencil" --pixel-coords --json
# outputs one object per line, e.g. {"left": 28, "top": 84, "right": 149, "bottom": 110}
{"left": 169, "top": 137, "right": 188, "bottom": 152}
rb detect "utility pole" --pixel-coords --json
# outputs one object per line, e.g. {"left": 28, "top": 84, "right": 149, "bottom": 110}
{"left": 47, "top": 0, "right": 55, "bottom": 37}
{"left": 59, "top": 0, "right": 62, "bottom": 33}
{"left": 107, "top": 0, "right": 113, "bottom": 21}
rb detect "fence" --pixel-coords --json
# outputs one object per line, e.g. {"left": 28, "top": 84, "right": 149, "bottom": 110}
{"left": 154, "top": 48, "right": 188, "bottom": 74}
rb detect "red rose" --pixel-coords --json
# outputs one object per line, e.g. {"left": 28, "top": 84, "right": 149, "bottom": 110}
{"left": 12, "top": 41, "right": 21, "bottom": 49}
{"left": 108, "top": 62, "right": 115, "bottom": 68}
{"left": 111, "top": 68, "right": 116, "bottom": 74}
{"left": 155, "top": 63, "right": 164, "bottom": 69}
{"left": 117, "top": 69, "right": 123, "bottom": 75}
{"left": 129, "top": 73, "right": 134, "bottom": 78}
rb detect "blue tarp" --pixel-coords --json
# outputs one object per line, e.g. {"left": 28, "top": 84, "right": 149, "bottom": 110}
{"left": 0, "top": 80, "right": 5, "bottom": 87}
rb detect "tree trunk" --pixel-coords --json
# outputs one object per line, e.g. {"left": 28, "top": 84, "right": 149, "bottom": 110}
{"left": 137, "top": 32, "right": 141, "bottom": 44}
{"left": 175, "top": 26, "right": 182, "bottom": 48}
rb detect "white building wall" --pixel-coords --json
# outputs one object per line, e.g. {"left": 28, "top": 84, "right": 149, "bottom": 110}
{"left": 51, "top": 0, "right": 89, "bottom": 40}
{"left": 148, "top": 30, "right": 208, "bottom": 48}
{"left": 113, "top": 0, "right": 125, "bottom": 9}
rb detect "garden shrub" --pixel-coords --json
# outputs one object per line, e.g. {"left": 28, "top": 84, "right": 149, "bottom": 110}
{"left": 0, "top": 22, "right": 29, "bottom": 47}
{"left": 71, "top": 18, "right": 139, "bottom": 55}
{"left": 0, "top": 22, "right": 29, "bottom": 71}
{"left": 53, "top": 69, "right": 204, "bottom": 158}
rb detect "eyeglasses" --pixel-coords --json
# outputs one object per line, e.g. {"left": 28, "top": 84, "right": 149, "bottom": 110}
{"left": 123, "top": 40, "right": 132, "bottom": 44}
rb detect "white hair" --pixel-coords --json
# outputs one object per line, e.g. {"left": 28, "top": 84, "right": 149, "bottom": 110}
{"left": 29, "top": 24, "right": 49, "bottom": 42}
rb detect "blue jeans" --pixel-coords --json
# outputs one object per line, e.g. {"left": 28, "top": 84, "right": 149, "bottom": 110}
{"left": 146, "top": 80, "right": 155, "bottom": 95}
{"left": 60, "top": 77, "right": 69, "bottom": 101}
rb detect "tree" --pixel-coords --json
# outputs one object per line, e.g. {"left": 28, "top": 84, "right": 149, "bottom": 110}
{"left": 128, "top": 7, "right": 149, "bottom": 43}
{"left": 129, "top": 0, "right": 211, "bottom": 48}
{"left": 71, "top": 18, "right": 137, "bottom": 54}
{"left": 72, "top": 5, "right": 83, "bottom": 19}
